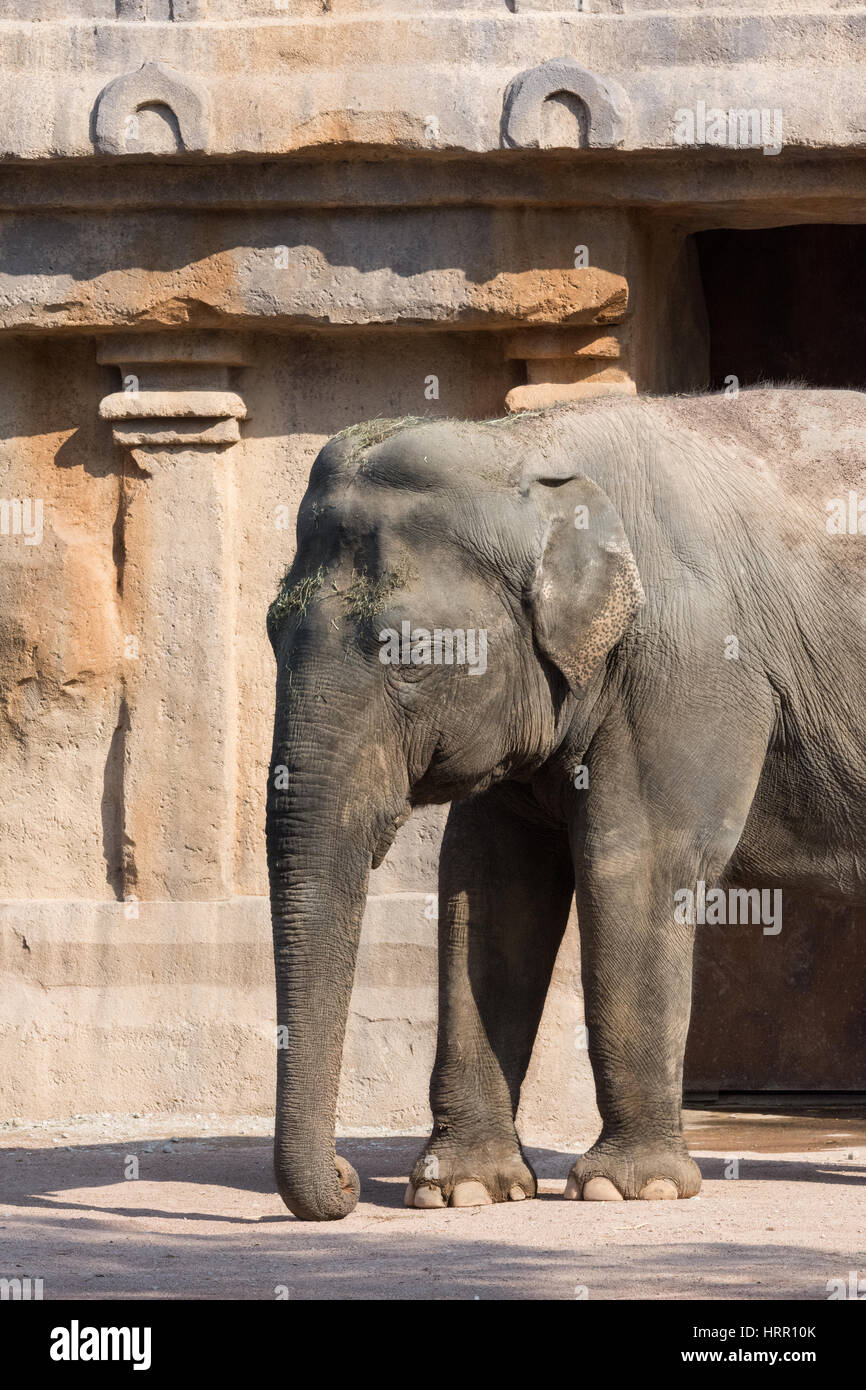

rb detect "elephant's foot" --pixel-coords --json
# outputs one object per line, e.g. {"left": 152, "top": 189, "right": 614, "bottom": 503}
{"left": 564, "top": 1140, "right": 701, "bottom": 1201}
{"left": 404, "top": 1135, "right": 536, "bottom": 1209}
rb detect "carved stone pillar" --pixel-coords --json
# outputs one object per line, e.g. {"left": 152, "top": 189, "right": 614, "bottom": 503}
{"left": 97, "top": 334, "right": 248, "bottom": 901}
{"left": 504, "top": 327, "right": 635, "bottom": 413}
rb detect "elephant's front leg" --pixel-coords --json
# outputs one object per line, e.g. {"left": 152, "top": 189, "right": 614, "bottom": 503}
{"left": 406, "top": 788, "right": 574, "bottom": 1209}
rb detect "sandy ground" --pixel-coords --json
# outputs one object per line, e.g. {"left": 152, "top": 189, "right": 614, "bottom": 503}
{"left": 1, "top": 1110, "right": 864, "bottom": 1301}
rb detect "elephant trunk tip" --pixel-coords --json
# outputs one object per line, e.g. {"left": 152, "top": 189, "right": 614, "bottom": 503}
{"left": 275, "top": 1149, "right": 361, "bottom": 1222}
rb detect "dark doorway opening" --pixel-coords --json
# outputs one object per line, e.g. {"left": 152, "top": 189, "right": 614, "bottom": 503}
{"left": 696, "top": 224, "right": 866, "bottom": 391}
{"left": 684, "top": 224, "right": 866, "bottom": 1104}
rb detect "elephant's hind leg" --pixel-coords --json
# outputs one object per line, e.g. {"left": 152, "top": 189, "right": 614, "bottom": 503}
{"left": 406, "top": 787, "right": 574, "bottom": 1210}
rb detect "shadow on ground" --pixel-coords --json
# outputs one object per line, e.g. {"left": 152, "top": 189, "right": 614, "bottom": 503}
{"left": 1, "top": 1133, "right": 864, "bottom": 1299}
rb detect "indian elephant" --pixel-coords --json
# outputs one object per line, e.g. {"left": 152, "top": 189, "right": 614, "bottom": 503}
{"left": 266, "top": 387, "right": 866, "bottom": 1220}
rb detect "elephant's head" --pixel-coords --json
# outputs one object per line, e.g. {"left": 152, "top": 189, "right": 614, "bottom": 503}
{"left": 266, "top": 416, "right": 643, "bottom": 1219}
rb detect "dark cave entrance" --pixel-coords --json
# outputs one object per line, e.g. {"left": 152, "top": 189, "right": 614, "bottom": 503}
{"left": 696, "top": 224, "right": 866, "bottom": 391}
{"left": 683, "top": 224, "right": 866, "bottom": 1106}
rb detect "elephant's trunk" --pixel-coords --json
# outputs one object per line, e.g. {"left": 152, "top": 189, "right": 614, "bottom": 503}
{"left": 266, "top": 657, "right": 402, "bottom": 1220}
{"left": 269, "top": 841, "right": 368, "bottom": 1220}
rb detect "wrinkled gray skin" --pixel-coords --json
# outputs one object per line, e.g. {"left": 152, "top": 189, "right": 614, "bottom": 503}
{"left": 266, "top": 388, "right": 866, "bottom": 1220}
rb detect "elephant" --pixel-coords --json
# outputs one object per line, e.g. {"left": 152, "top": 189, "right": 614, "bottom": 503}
{"left": 266, "top": 387, "right": 866, "bottom": 1221}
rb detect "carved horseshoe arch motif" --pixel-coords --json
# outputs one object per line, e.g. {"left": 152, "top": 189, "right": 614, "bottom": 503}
{"left": 93, "top": 62, "right": 211, "bottom": 155}
{"left": 502, "top": 57, "right": 631, "bottom": 149}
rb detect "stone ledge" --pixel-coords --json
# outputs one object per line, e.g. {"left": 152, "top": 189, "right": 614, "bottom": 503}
{"left": 110, "top": 418, "right": 240, "bottom": 446}
{"left": 3, "top": 151, "right": 865, "bottom": 218}
{"left": 0, "top": 205, "right": 635, "bottom": 333}
{"left": 99, "top": 389, "right": 247, "bottom": 419}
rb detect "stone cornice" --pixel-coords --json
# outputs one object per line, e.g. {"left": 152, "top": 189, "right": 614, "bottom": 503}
{"left": 0, "top": 148, "right": 864, "bottom": 217}
{"left": 0, "top": 203, "right": 636, "bottom": 335}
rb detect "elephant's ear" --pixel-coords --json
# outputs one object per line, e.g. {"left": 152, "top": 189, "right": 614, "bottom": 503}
{"left": 522, "top": 473, "right": 644, "bottom": 694}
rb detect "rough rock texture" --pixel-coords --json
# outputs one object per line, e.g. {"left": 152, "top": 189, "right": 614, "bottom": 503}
{"left": 0, "top": 1, "right": 859, "bottom": 1134}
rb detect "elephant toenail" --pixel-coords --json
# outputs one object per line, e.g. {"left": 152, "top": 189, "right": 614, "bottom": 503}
{"left": 582, "top": 1177, "right": 624, "bottom": 1201}
{"left": 508, "top": 1184, "right": 526, "bottom": 1201}
{"left": 450, "top": 1181, "right": 493, "bottom": 1207}
{"left": 413, "top": 1185, "right": 446, "bottom": 1208}
{"left": 639, "top": 1178, "right": 678, "bottom": 1200}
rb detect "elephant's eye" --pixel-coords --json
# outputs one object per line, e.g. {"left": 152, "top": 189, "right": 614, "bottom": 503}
{"left": 377, "top": 624, "right": 441, "bottom": 682}
{"left": 396, "top": 663, "right": 432, "bottom": 683}
{"left": 381, "top": 657, "right": 438, "bottom": 702}
{"left": 383, "top": 657, "right": 434, "bottom": 684}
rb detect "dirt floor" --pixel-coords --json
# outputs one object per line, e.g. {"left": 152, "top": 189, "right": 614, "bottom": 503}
{"left": 1, "top": 1109, "right": 864, "bottom": 1300}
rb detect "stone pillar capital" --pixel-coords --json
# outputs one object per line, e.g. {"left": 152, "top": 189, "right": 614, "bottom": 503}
{"left": 504, "top": 326, "right": 635, "bottom": 412}
{"left": 97, "top": 333, "right": 249, "bottom": 464}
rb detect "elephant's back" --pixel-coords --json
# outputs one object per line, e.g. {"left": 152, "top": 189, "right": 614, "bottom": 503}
{"left": 479, "top": 387, "right": 866, "bottom": 507}
{"left": 644, "top": 387, "right": 866, "bottom": 506}
{"left": 505, "top": 389, "right": 866, "bottom": 594}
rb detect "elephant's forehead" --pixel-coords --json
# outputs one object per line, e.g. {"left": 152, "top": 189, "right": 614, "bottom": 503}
{"left": 314, "top": 487, "right": 505, "bottom": 574}
{"left": 325, "top": 420, "right": 504, "bottom": 495}
{"left": 302, "top": 424, "right": 528, "bottom": 576}
{"left": 311, "top": 471, "right": 461, "bottom": 540}
{"left": 368, "top": 426, "right": 513, "bottom": 492}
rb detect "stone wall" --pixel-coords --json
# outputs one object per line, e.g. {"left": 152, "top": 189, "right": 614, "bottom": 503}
{"left": 0, "top": 1, "right": 860, "bottom": 1136}
{"left": 0, "top": 318, "right": 605, "bottom": 1140}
